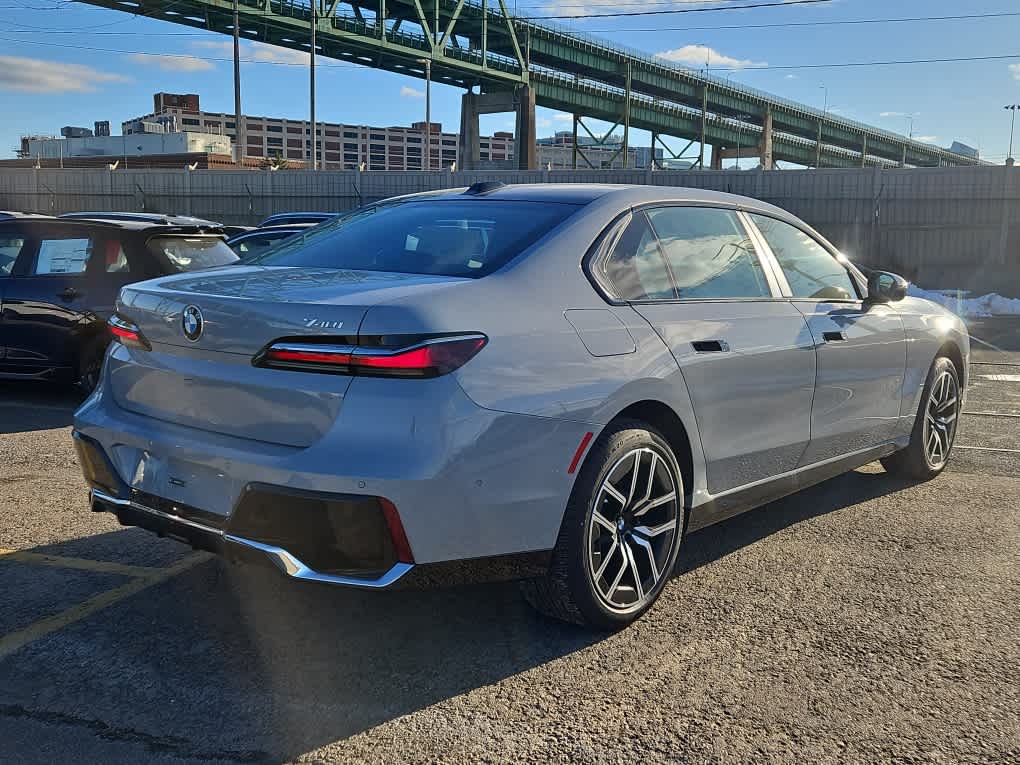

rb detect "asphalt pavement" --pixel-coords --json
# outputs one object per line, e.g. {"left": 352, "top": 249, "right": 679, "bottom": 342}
{"left": 0, "top": 337, "right": 1018, "bottom": 764}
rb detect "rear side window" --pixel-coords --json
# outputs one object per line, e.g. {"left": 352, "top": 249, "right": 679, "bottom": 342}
{"left": 148, "top": 236, "right": 239, "bottom": 271}
{"left": 645, "top": 207, "right": 770, "bottom": 299}
{"left": 749, "top": 214, "right": 858, "bottom": 300}
{"left": 34, "top": 237, "right": 93, "bottom": 275}
{"left": 600, "top": 214, "right": 675, "bottom": 300}
{"left": 250, "top": 200, "right": 580, "bottom": 278}
{"left": 0, "top": 234, "right": 26, "bottom": 275}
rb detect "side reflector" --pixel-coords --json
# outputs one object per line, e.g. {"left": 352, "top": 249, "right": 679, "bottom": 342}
{"left": 379, "top": 498, "right": 414, "bottom": 564}
{"left": 567, "top": 432, "right": 594, "bottom": 474}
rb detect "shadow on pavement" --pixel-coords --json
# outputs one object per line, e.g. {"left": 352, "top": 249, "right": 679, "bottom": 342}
{"left": 0, "top": 382, "right": 80, "bottom": 434}
{"left": 0, "top": 465, "right": 917, "bottom": 763}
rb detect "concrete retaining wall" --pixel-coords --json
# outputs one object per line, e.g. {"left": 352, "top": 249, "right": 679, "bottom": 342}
{"left": 2, "top": 165, "right": 1017, "bottom": 295}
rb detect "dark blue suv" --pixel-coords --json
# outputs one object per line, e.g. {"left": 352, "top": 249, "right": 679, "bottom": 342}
{"left": 0, "top": 215, "right": 237, "bottom": 391}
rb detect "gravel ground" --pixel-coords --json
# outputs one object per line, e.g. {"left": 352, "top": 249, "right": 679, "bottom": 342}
{"left": 0, "top": 364, "right": 1018, "bottom": 764}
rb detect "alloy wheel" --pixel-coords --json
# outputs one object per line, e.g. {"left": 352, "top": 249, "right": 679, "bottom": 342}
{"left": 923, "top": 369, "right": 959, "bottom": 468}
{"left": 587, "top": 447, "right": 680, "bottom": 613}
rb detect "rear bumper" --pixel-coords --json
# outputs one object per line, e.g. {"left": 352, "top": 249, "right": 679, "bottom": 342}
{"left": 74, "top": 369, "right": 590, "bottom": 571}
{"left": 91, "top": 489, "right": 413, "bottom": 588}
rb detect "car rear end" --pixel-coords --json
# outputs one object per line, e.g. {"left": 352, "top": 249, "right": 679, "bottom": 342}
{"left": 73, "top": 192, "right": 596, "bottom": 587}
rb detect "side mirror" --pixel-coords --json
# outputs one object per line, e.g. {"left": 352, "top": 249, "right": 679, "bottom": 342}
{"left": 866, "top": 270, "right": 908, "bottom": 304}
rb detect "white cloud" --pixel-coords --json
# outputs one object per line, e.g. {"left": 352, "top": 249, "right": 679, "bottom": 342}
{"left": 192, "top": 40, "right": 308, "bottom": 65}
{"left": 400, "top": 85, "right": 424, "bottom": 98}
{"left": 127, "top": 53, "right": 213, "bottom": 72}
{"left": 537, "top": 117, "right": 553, "bottom": 129}
{"left": 655, "top": 45, "right": 765, "bottom": 71}
{"left": 784, "top": 74, "right": 797, "bottom": 80}
{"left": 0, "top": 55, "right": 128, "bottom": 93}
{"left": 915, "top": 135, "right": 939, "bottom": 143}
{"left": 1010, "top": 63, "right": 1020, "bottom": 80}
{"left": 880, "top": 111, "right": 919, "bottom": 118}
{"left": 554, "top": 113, "right": 573, "bottom": 122}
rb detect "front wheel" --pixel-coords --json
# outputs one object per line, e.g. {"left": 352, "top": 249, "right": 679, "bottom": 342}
{"left": 881, "top": 356, "right": 961, "bottom": 480}
{"left": 521, "top": 420, "right": 684, "bottom": 630}
{"left": 77, "top": 336, "right": 108, "bottom": 395}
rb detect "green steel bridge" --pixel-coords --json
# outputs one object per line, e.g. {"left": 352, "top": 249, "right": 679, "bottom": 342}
{"left": 80, "top": 0, "right": 980, "bottom": 169}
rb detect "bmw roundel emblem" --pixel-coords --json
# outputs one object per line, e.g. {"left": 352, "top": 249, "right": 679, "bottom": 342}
{"left": 182, "top": 305, "right": 204, "bottom": 342}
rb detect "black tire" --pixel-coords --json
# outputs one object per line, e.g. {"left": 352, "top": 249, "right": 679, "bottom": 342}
{"left": 521, "top": 419, "right": 685, "bottom": 630}
{"left": 881, "top": 356, "right": 960, "bottom": 481}
{"left": 77, "top": 336, "right": 108, "bottom": 394}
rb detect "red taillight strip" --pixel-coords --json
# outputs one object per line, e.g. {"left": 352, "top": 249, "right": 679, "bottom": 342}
{"left": 258, "top": 335, "right": 487, "bottom": 377}
{"left": 567, "top": 432, "right": 594, "bottom": 474}
{"left": 108, "top": 315, "right": 150, "bottom": 350}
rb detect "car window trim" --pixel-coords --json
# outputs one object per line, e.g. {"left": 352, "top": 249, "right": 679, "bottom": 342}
{"left": 743, "top": 211, "right": 863, "bottom": 302}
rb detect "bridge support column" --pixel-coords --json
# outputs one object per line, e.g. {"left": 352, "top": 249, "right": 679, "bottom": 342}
{"left": 759, "top": 109, "right": 774, "bottom": 170}
{"left": 860, "top": 135, "right": 868, "bottom": 168}
{"left": 698, "top": 86, "right": 708, "bottom": 168}
{"left": 815, "top": 121, "right": 823, "bottom": 169}
{"left": 514, "top": 84, "right": 537, "bottom": 170}
{"left": 710, "top": 145, "right": 723, "bottom": 170}
{"left": 900, "top": 144, "right": 907, "bottom": 168}
{"left": 458, "top": 92, "right": 481, "bottom": 171}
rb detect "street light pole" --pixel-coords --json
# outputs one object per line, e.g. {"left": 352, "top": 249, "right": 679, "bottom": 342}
{"left": 1005, "top": 105, "right": 1020, "bottom": 163}
{"left": 819, "top": 85, "right": 828, "bottom": 115}
{"left": 418, "top": 58, "right": 432, "bottom": 171}
{"left": 232, "top": 0, "right": 243, "bottom": 166}
{"left": 310, "top": 2, "right": 317, "bottom": 170}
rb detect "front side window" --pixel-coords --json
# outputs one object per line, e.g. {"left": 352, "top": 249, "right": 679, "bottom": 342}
{"left": 34, "top": 237, "right": 93, "bottom": 275}
{"left": 749, "top": 214, "right": 858, "bottom": 300}
{"left": 148, "top": 236, "right": 239, "bottom": 272}
{"left": 250, "top": 200, "right": 579, "bottom": 278}
{"left": 599, "top": 214, "right": 675, "bottom": 301}
{"left": 645, "top": 207, "right": 770, "bottom": 299}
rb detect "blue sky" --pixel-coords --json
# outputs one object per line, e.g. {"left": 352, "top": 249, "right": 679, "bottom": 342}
{"left": 1, "top": 0, "right": 1019, "bottom": 163}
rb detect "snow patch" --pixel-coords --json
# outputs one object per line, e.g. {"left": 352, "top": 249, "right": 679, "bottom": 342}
{"left": 906, "top": 284, "right": 1020, "bottom": 318}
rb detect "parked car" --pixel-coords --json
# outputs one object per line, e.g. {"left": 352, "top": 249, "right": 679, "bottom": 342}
{"left": 74, "top": 183, "right": 969, "bottom": 629}
{"left": 0, "top": 216, "right": 237, "bottom": 391}
{"left": 227, "top": 226, "right": 307, "bottom": 260}
{"left": 259, "top": 212, "right": 336, "bottom": 228}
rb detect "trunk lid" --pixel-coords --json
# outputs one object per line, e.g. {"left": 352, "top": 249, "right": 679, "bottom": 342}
{"left": 110, "top": 266, "right": 466, "bottom": 446}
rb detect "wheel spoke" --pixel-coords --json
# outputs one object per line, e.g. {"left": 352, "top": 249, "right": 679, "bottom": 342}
{"left": 633, "top": 490, "right": 677, "bottom": 517}
{"left": 639, "top": 452, "right": 658, "bottom": 506}
{"left": 602, "top": 482, "right": 627, "bottom": 507}
{"left": 594, "top": 539, "right": 620, "bottom": 581}
{"left": 938, "top": 396, "right": 957, "bottom": 414}
{"left": 592, "top": 509, "right": 617, "bottom": 534}
{"left": 625, "top": 450, "right": 642, "bottom": 504}
{"left": 623, "top": 541, "right": 644, "bottom": 602}
{"left": 634, "top": 518, "right": 677, "bottom": 538}
{"left": 630, "top": 534, "right": 660, "bottom": 583}
{"left": 606, "top": 554, "right": 629, "bottom": 601}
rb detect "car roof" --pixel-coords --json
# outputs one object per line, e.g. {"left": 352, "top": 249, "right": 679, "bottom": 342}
{"left": 228, "top": 227, "right": 306, "bottom": 242}
{"left": 0, "top": 217, "right": 226, "bottom": 235}
{"left": 59, "top": 212, "right": 221, "bottom": 226}
{"left": 382, "top": 183, "right": 794, "bottom": 216}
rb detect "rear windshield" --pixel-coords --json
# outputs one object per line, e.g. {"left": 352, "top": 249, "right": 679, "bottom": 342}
{"left": 248, "top": 200, "right": 580, "bottom": 278}
{"left": 148, "top": 236, "right": 239, "bottom": 271}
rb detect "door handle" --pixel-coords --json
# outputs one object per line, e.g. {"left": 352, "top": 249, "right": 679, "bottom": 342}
{"left": 692, "top": 339, "right": 730, "bottom": 353}
{"left": 823, "top": 330, "right": 846, "bottom": 343}
{"left": 58, "top": 287, "right": 80, "bottom": 301}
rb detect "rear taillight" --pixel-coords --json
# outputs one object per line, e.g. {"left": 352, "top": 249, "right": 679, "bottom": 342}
{"left": 256, "top": 335, "right": 487, "bottom": 378}
{"left": 108, "top": 314, "right": 150, "bottom": 350}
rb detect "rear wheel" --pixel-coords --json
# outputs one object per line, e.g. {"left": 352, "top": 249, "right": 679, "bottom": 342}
{"left": 77, "top": 336, "right": 108, "bottom": 395}
{"left": 521, "top": 420, "right": 684, "bottom": 629}
{"left": 881, "top": 356, "right": 960, "bottom": 480}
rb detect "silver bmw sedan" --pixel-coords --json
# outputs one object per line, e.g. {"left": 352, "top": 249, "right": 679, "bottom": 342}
{"left": 73, "top": 183, "right": 968, "bottom": 629}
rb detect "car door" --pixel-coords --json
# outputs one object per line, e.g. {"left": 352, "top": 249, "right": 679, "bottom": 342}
{"left": 604, "top": 205, "right": 817, "bottom": 495}
{"left": 746, "top": 213, "right": 906, "bottom": 465}
{"left": 3, "top": 226, "right": 95, "bottom": 373}
{"left": 0, "top": 228, "right": 30, "bottom": 364}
